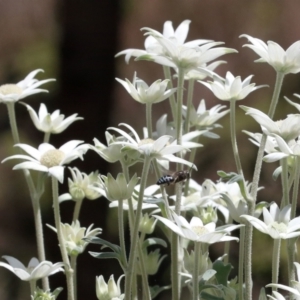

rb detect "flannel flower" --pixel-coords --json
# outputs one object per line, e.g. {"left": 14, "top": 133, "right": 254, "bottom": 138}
{"left": 241, "top": 105, "right": 300, "bottom": 142}
{"left": 2, "top": 141, "right": 89, "bottom": 183}
{"left": 240, "top": 34, "right": 300, "bottom": 74}
{"left": 96, "top": 275, "right": 125, "bottom": 300}
{"left": 116, "top": 75, "right": 177, "bottom": 105}
{"left": 200, "top": 71, "right": 266, "bottom": 101}
{"left": 155, "top": 212, "right": 242, "bottom": 244}
{"left": 241, "top": 202, "right": 300, "bottom": 239}
{"left": 182, "top": 99, "right": 229, "bottom": 131}
{"left": 0, "top": 256, "right": 64, "bottom": 281}
{"left": 48, "top": 220, "right": 102, "bottom": 256}
{"left": 22, "top": 103, "right": 83, "bottom": 134}
{"left": 108, "top": 123, "right": 196, "bottom": 169}
{"left": 64, "top": 167, "right": 102, "bottom": 201}
{"left": 116, "top": 20, "right": 212, "bottom": 63}
{"left": 0, "top": 69, "right": 55, "bottom": 103}
{"left": 94, "top": 173, "right": 139, "bottom": 201}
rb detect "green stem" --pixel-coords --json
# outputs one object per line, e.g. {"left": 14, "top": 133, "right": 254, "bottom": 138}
{"left": 51, "top": 177, "right": 75, "bottom": 300}
{"left": 184, "top": 79, "right": 195, "bottom": 134}
{"left": 193, "top": 242, "right": 201, "bottom": 300}
{"left": 245, "top": 72, "right": 285, "bottom": 300}
{"left": 230, "top": 99, "right": 243, "bottom": 177}
{"left": 291, "top": 157, "right": 300, "bottom": 219}
{"left": 280, "top": 158, "right": 290, "bottom": 207}
{"left": 70, "top": 255, "right": 77, "bottom": 300}
{"left": 72, "top": 198, "right": 83, "bottom": 222}
{"left": 238, "top": 226, "right": 246, "bottom": 300}
{"left": 118, "top": 198, "right": 128, "bottom": 271}
{"left": 43, "top": 132, "right": 51, "bottom": 143}
{"left": 6, "top": 102, "right": 49, "bottom": 290}
{"left": 176, "top": 67, "right": 185, "bottom": 147}
{"left": 29, "top": 280, "right": 37, "bottom": 297}
{"left": 271, "top": 239, "right": 281, "bottom": 291}
{"left": 163, "top": 66, "right": 177, "bottom": 122}
{"left": 124, "top": 156, "right": 151, "bottom": 300}
{"left": 146, "top": 103, "right": 153, "bottom": 139}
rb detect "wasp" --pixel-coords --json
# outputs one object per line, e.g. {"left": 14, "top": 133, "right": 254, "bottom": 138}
{"left": 156, "top": 165, "right": 194, "bottom": 186}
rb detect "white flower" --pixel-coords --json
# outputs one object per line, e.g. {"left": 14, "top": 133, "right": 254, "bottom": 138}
{"left": 116, "top": 20, "right": 211, "bottom": 63}
{"left": 200, "top": 71, "right": 266, "bottom": 101}
{"left": 67, "top": 167, "right": 102, "bottom": 201}
{"left": 0, "top": 69, "right": 55, "bottom": 103}
{"left": 108, "top": 123, "right": 196, "bottom": 169}
{"left": 154, "top": 212, "right": 242, "bottom": 244}
{"left": 96, "top": 275, "right": 125, "bottom": 300}
{"left": 263, "top": 134, "right": 300, "bottom": 163}
{"left": 241, "top": 105, "right": 300, "bottom": 141}
{"left": 182, "top": 99, "right": 229, "bottom": 130}
{"left": 241, "top": 202, "right": 300, "bottom": 239}
{"left": 138, "top": 33, "right": 236, "bottom": 72}
{"left": 0, "top": 256, "right": 64, "bottom": 281}
{"left": 22, "top": 103, "right": 83, "bottom": 134}
{"left": 2, "top": 141, "right": 89, "bottom": 183}
{"left": 96, "top": 173, "right": 139, "bottom": 201}
{"left": 116, "top": 75, "right": 176, "bottom": 104}
{"left": 240, "top": 34, "right": 300, "bottom": 74}
{"left": 48, "top": 220, "right": 102, "bottom": 256}
{"left": 243, "top": 131, "right": 278, "bottom": 154}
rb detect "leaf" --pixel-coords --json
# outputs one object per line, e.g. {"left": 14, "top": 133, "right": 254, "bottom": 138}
{"left": 83, "top": 237, "right": 121, "bottom": 253}
{"left": 213, "top": 260, "right": 233, "bottom": 286}
{"left": 150, "top": 285, "right": 171, "bottom": 299}
{"left": 88, "top": 251, "right": 120, "bottom": 260}
{"left": 143, "top": 238, "right": 168, "bottom": 249}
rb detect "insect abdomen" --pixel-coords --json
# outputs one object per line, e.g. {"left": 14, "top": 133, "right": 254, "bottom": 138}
{"left": 156, "top": 175, "right": 174, "bottom": 186}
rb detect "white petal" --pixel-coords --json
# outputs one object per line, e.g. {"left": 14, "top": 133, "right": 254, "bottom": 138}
{"left": 49, "top": 166, "right": 65, "bottom": 183}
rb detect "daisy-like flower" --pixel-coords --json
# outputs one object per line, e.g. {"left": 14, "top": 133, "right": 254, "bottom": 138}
{"left": 116, "top": 20, "right": 212, "bottom": 63}
{"left": 2, "top": 141, "right": 89, "bottom": 183}
{"left": 241, "top": 106, "right": 300, "bottom": 141}
{"left": 66, "top": 167, "right": 102, "bottom": 201}
{"left": 241, "top": 202, "right": 300, "bottom": 239}
{"left": 95, "top": 173, "right": 139, "bottom": 201}
{"left": 31, "top": 287, "right": 63, "bottom": 300}
{"left": 263, "top": 134, "right": 300, "bottom": 163}
{"left": 182, "top": 99, "right": 229, "bottom": 131}
{"left": 138, "top": 249, "right": 166, "bottom": 275}
{"left": 96, "top": 275, "right": 125, "bottom": 300}
{"left": 240, "top": 34, "right": 300, "bottom": 74}
{"left": 154, "top": 212, "right": 242, "bottom": 244}
{"left": 108, "top": 123, "right": 196, "bottom": 169}
{"left": 0, "top": 69, "right": 55, "bottom": 103}
{"left": 116, "top": 75, "right": 177, "bottom": 105}
{"left": 48, "top": 220, "right": 102, "bottom": 256}
{"left": 21, "top": 103, "right": 83, "bottom": 134}
{"left": 200, "top": 71, "right": 267, "bottom": 101}
{"left": 138, "top": 33, "right": 236, "bottom": 72}
{"left": 0, "top": 256, "right": 64, "bottom": 281}
{"left": 243, "top": 131, "right": 278, "bottom": 154}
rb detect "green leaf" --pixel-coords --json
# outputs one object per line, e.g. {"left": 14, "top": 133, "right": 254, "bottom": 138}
{"left": 143, "top": 238, "right": 168, "bottom": 249}
{"left": 88, "top": 251, "right": 120, "bottom": 260}
{"left": 150, "top": 285, "right": 171, "bottom": 299}
{"left": 83, "top": 237, "right": 121, "bottom": 253}
{"left": 213, "top": 260, "right": 233, "bottom": 286}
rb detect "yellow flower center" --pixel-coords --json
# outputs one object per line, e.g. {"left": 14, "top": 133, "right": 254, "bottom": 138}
{"left": 192, "top": 226, "right": 210, "bottom": 237}
{"left": 40, "top": 149, "right": 65, "bottom": 167}
{"left": 0, "top": 84, "right": 23, "bottom": 95}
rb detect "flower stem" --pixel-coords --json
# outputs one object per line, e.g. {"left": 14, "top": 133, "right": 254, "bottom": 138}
{"left": 271, "top": 239, "right": 281, "bottom": 291}
{"left": 193, "top": 242, "right": 201, "bottom": 300}
{"left": 238, "top": 226, "right": 246, "bottom": 300}
{"left": 245, "top": 72, "right": 285, "bottom": 300}
{"left": 146, "top": 103, "right": 153, "bottom": 139}
{"left": 118, "top": 198, "right": 128, "bottom": 271}
{"left": 184, "top": 79, "right": 195, "bottom": 134}
{"left": 291, "top": 157, "right": 300, "bottom": 219}
{"left": 51, "top": 177, "right": 75, "bottom": 300}
{"left": 124, "top": 156, "right": 151, "bottom": 300}
{"left": 176, "top": 67, "right": 185, "bottom": 147}
{"left": 163, "top": 66, "right": 177, "bottom": 122}
{"left": 70, "top": 255, "right": 77, "bottom": 300}
{"left": 72, "top": 198, "right": 83, "bottom": 222}
{"left": 6, "top": 102, "right": 49, "bottom": 290}
{"left": 230, "top": 99, "right": 243, "bottom": 177}
{"left": 280, "top": 158, "right": 290, "bottom": 207}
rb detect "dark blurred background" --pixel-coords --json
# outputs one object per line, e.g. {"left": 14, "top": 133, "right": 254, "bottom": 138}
{"left": 0, "top": 0, "right": 300, "bottom": 299}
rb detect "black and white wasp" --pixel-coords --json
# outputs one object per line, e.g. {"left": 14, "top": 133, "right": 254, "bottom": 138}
{"left": 156, "top": 165, "right": 194, "bottom": 187}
